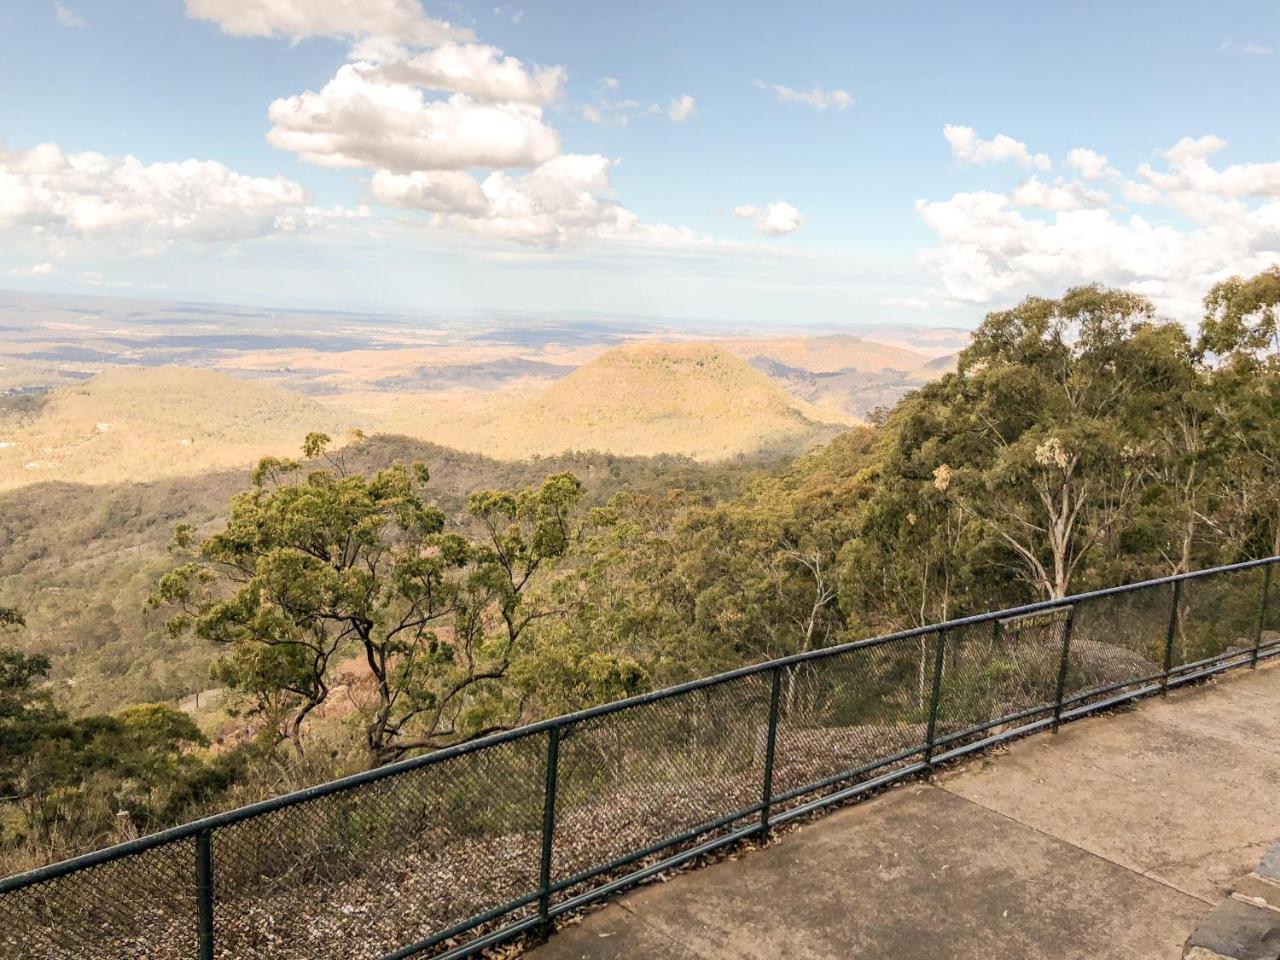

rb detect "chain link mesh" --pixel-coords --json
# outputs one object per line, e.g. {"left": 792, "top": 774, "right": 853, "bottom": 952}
{"left": 208, "top": 733, "right": 545, "bottom": 959}
{"left": 1263, "top": 570, "right": 1280, "bottom": 649}
{"left": 550, "top": 673, "right": 770, "bottom": 898}
{"left": 934, "top": 615, "right": 1064, "bottom": 744}
{"left": 1061, "top": 587, "right": 1168, "bottom": 704}
{"left": 770, "top": 637, "right": 932, "bottom": 811}
{"left": 0, "top": 838, "right": 196, "bottom": 960}
{"left": 2, "top": 563, "right": 1276, "bottom": 958}
{"left": 1173, "top": 567, "right": 1265, "bottom": 670}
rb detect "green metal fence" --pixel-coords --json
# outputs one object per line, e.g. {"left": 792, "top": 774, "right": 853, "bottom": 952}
{"left": 2, "top": 557, "right": 1277, "bottom": 959}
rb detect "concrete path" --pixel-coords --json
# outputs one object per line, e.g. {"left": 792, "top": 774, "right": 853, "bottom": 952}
{"left": 531, "top": 663, "right": 1280, "bottom": 960}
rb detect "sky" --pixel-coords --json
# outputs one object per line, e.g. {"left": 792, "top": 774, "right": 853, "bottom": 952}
{"left": 0, "top": 0, "right": 1278, "bottom": 327}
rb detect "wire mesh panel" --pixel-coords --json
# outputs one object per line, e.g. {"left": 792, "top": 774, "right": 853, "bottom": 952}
{"left": 1262, "top": 564, "right": 1280, "bottom": 650}
{"left": 208, "top": 733, "right": 546, "bottom": 960}
{"left": 0, "top": 837, "right": 197, "bottom": 960}
{"left": 549, "top": 673, "right": 771, "bottom": 898}
{"left": 1060, "top": 584, "right": 1169, "bottom": 704}
{"left": 933, "top": 615, "right": 1063, "bottom": 745}
{"left": 1173, "top": 567, "right": 1266, "bottom": 670}
{"left": 769, "top": 637, "right": 932, "bottom": 811}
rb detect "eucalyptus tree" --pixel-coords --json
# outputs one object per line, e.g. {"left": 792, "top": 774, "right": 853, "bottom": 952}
{"left": 153, "top": 433, "right": 583, "bottom": 767}
{"left": 868, "top": 286, "right": 1192, "bottom": 601}
{"left": 1198, "top": 267, "right": 1280, "bottom": 559}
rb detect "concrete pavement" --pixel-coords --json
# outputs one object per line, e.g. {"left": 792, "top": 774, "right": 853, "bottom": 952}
{"left": 530, "top": 662, "right": 1280, "bottom": 960}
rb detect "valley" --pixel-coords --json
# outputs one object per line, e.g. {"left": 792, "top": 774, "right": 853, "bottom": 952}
{"left": 0, "top": 289, "right": 967, "bottom": 488}
{"left": 0, "top": 289, "right": 970, "bottom": 726}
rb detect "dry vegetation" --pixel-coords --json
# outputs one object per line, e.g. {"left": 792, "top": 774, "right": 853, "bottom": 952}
{"left": 0, "top": 343, "right": 863, "bottom": 491}
{"left": 341, "top": 342, "right": 852, "bottom": 461}
{"left": 0, "top": 368, "right": 355, "bottom": 490}
{"left": 716, "top": 333, "right": 932, "bottom": 374}
{"left": 0, "top": 291, "right": 967, "bottom": 487}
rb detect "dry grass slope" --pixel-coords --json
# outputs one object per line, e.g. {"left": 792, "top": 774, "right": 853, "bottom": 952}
{"left": 906, "top": 351, "right": 960, "bottom": 382}
{"left": 368, "top": 342, "right": 850, "bottom": 461}
{"left": 0, "top": 368, "right": 354, "bottom": 490}
{"left": 719, "top": 334, "right": 930, "bottom": 374}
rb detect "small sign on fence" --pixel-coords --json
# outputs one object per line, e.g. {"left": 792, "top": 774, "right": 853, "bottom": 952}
{"left": 997, "top": 605, "right": 1072, "bottom": 638}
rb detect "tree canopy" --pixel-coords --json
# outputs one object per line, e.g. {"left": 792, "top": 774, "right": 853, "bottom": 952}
{"left": 152, "top": 433, "right": 586, "bottom": 766}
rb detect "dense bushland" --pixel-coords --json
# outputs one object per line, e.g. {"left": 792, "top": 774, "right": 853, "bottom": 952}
{"left": 2, "top": 270, "right": 1278, "bottom": 874}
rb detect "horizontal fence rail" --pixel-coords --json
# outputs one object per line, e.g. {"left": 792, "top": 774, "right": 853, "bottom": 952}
{"left": 2, "top": 557, "right": 1278, "bottom": 959}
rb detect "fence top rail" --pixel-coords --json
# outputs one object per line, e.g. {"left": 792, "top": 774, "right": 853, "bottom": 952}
{"left": 3, "top": 553, "right": 1275, "bottom": 895}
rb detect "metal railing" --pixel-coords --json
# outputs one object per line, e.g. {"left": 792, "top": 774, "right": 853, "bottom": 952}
{"left": 2, "top": 557, "right": 1277, "bottom": 959}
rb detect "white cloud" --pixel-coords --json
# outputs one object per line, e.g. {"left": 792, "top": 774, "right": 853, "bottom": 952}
{"left": 667, "top": 94, "right": 697, "bottom": 123}
{"left": 9, "top": 262, "right": 54, "bottom": 277}
{"left": 916, "top": 132, "right": 1280, "bottom": 320}
{"left": 55, "top": 3, "right": 85, "bottom": 28}
{"left": 0, "top": 142, "right": 308, "bottom": 249}
{"left": 492, "top": 5, "right": 523, "bottom": 24}
{"left": 1219, "top": 38, "right": 1273, "bottom": 56}
{"left": 883, "top": 295, "right": 929, "bottom": 311}
{"left": 184, "top": 0, "right": 470, "bottom": 44}
{"left": 82, "top": 271, "right": 130, "bottom": 288}
{"left": 578, "top": 99, "right": 647, "bottom": 127}
{"left": 372, "top": 153, "right": 706, "bottom": 248}
{"left": 371, "top": 168, "right": 490, "bottom": 215}
{"left": 1137, "top": 135, "right": 1280, "bottom": 198}
{"left": 757, "top": 202, "right": 803, "bottom": 236}
{"left": 944, "top": 124, "right": 1051, "bottom": 171}
{"left": 734, "top": 201, "right": 803, "bottom": 236}
{"left": 371, "top": 42, "right": 564, "bottom": 104}
{"left": 244, "top": 13, "right": 707, "bottom": 251}
{"left": 578, "top": 79, "right": 668, "bottom": 128}
{"left": 1066, "top": 148, "right": 1114, "bottom": 181}
{"left": 1011, "top": 176, "right": 1109, "bottom": 212}
{"left": 267, "top": 64, "right": 561, "bottom": 170}
{"left": 757, "top": 82, "right": 854, "bottom": 111}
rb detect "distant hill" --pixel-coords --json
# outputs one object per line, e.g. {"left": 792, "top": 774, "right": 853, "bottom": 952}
{"left": 369, "top": 343, "right": 850, "bottom": 461}
{"left": 724, "top": 337, "right": 959, "bottom": 422}
{"left": 0, "top": 367, "right": 354, "bottom": 490}
{"left": 906, "top": 351, "right": 961, "bottom": 381}
{"left": 719, "top": 334, "right": 930, "bottom": 374}
{"left": 748, "top": 359, "right": 920, "bottom": 422}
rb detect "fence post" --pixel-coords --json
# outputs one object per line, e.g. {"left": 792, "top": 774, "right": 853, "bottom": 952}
{"left": 1162, "top": 578, "right": 1183, "bottom": 695}
{"left": 923, "top": 628, "right": 947, "bottom": 766}
{"left": 196, "top": 830, "right": 214, "bottom": 960}
{"left": 1051, "top": 606, "right": 1076, "bottom": 733}
{"left": 758, "top": 665, "right": 783, "bottom": 840}
{"left": 1253, "top": 563, "right": 1273, "bottom": 668}
{"left": 537, "top": 724, "right": 561, "bottom": 927}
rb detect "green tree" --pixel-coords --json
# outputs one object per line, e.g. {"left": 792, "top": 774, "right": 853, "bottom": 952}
{"left": 153, "top": 434, "right": 584, "bottom": 767}
{"left": 901, "top": 286, "right": 1185, "bottom": 599}
{"left": 548, "top": 431, "right": 877, "bottom": 694}
{"left": 1, "top": 609, "right": 222, "bottom": 866}
{"left": 1123, "top": 325, "right": 1220, "bottom": 576}
{"left": 1199, "top": 267, "right": 1280, "bottom": 558}
{"left": 0, "top": 608, "right": 59, "bottom": 802}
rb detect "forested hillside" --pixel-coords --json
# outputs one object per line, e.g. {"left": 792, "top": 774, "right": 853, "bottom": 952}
{"left": 0, "top": 368, "right": 356, "bottom": 490}
{"left": 0, "top": 439, "right": 768, "bottom": 713}
{"left": 2, "top": 271, "right": 1278, "bottom": 876}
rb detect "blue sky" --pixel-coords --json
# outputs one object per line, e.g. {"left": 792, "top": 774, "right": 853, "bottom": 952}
{"left": 1, "top": 1, "right": 1278, "bottom": 326}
